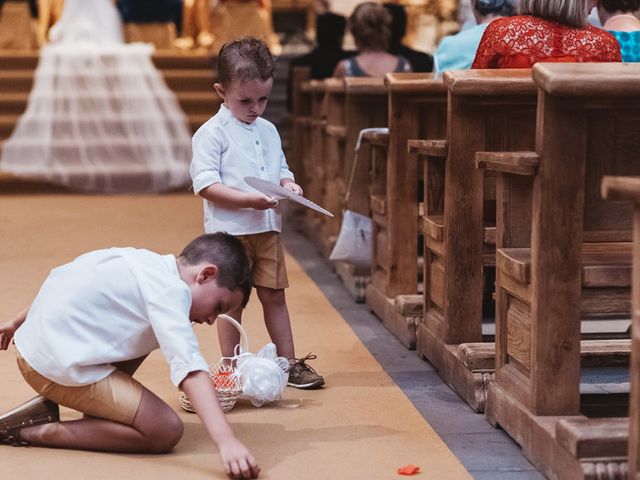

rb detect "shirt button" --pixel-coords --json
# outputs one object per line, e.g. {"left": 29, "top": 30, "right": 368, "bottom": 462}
{"left": 260, "top": 167, "right": 265, "bottom": 171}
{"left": 256, "top": 140, "right": 259, "bottom": 145}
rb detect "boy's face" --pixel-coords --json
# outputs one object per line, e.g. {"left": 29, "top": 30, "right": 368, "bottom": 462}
{"left": 189, "top": 265, "right": 244, "bottom": 324}
{"left": 214, "top": 77, "right": 274, "bottom": 124}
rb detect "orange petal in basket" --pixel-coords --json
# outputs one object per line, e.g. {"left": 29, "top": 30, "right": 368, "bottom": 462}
{"left": 397, "top": 464, "right": 421, "bottom": 476}
{"left": 213, "top": 371, "right": 236, "bottom": 389}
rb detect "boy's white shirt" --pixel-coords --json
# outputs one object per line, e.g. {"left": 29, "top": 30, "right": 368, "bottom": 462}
{"left": 14, "top": 248, "right": 210, "bottom": 387}
{"left": 190, "top": 104, "right": 295, "bottom": 236}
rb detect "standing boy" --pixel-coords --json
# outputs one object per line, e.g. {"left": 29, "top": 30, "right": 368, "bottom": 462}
{"left": 0, "top": 233, "right": 260, "bottom": 480}
{"left": 190, "top": 37, "right": 324, "bottom": 389}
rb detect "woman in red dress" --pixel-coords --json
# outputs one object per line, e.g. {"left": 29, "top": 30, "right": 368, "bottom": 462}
{"left": 471, "top": 0, "right": 622, "bottom": 68}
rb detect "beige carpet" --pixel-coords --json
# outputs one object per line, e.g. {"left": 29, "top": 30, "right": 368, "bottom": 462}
{"left": 0, "top": 192, "right": 470, "bottom": 479}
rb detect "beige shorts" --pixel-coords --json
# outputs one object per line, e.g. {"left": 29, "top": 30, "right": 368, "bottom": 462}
{"left": 16, "top": 351, "right": 144, "bottom": 426}
{"left": 237, "top": 231, "right": 289, "bottom": 289}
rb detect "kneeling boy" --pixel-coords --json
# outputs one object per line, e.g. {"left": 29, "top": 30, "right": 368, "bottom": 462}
{"left": 0, "top": 233, "right": 260, "bottom": 480}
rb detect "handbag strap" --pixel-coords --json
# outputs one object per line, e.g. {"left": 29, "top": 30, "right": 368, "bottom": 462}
{"left": 345, "top": 140, "right": 360, "bottom": 206}
{"left": 345, "top": 128, "right": 388, "bottom": 206}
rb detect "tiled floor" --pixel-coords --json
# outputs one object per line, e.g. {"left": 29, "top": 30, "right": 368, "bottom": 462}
{"left": 283, "top": 229, "right": 544, "bottom": 479}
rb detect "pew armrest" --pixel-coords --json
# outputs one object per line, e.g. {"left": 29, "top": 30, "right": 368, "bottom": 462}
{"left": 407, "top": 139, "right": 448, "bottom": 157}
{"left": 325, "top": 125, "right": 346, "bottom": 139}
{"left": 475, "top": 151, "right": 540, "bottom": 176}
{"left": 601, "top": 175, "right": 640, "bottom": 203}
{"left": 361, "top": 130, "right": 389, "bottom": 147}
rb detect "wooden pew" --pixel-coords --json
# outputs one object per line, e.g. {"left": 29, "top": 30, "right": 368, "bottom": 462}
{"left": 318, "top": 78, "right": 347, "bottom": 257}
{"left": 288, "top": 66, "right": 311, "bottom": 195}
{"left": 602, "top": 176, "right": 640, "bottom": 480}
{"left": 299, "top": 79, "right": 327, "bottom": 239}
{"left": 481, "top": 63, "right": 637, "bottom": 480}
{"left": 365, "top": 73, "right": 446, "bottom": 347}
{"left": 414, "top": 70, "right": 537, "bottom": 409}
{"left": 332, "top": 77, "right": 388, "bottom": 302}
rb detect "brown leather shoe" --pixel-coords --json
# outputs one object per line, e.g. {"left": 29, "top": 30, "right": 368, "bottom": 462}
{"left": 0, "top": 396, "right": 59, "bottom": 446}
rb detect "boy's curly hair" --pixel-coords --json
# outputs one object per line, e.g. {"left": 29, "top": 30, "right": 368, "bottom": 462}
{"left": 217, "top": 37, "right": 276, "bottom": 87}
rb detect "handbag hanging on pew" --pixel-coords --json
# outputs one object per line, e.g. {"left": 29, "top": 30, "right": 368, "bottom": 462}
{"left": 329, "top": 128, "right": 386, "bottom": 269}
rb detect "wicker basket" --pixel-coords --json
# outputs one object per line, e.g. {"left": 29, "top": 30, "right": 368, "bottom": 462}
{"left": 179, "top": 314, "right": 248, "bottom": 413}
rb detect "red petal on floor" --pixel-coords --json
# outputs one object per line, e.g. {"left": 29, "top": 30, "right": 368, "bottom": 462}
{"left": 397, "top": 464, "right": 421, "bottom": 475}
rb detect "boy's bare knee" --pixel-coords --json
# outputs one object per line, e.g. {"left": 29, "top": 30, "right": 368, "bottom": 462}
{"left": 147, "top": 411, "right": 183, "bottom": 453}
{"left": 135, "top": 394, "right": 184, "bottom": 453}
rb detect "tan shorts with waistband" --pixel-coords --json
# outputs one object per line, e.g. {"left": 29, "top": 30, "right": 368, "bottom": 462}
{"left": 16, "top": 350, "right": 144, "bottom": 426}
{"left": 236, "top": 231, "right": 289, "bottom": 289}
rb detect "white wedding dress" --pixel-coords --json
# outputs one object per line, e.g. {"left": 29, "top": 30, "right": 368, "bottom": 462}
{"left": 0, "top": 0, "right": 192, "bottom": 193}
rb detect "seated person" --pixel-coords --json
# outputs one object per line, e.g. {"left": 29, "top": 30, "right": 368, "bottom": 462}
{"left": 434, "top": 0, "right": 515, "bottom": 73}
{"left": 291, "top": 12, "right": 351, "bottom": 79}
{"left": 384, "top": 3, "right": 433, "bottom": 72}
{"left": 597, "top": 0, "right": 640, "bottom": 62}
{"left": 333, "top": 1, "right": 411, "bottom": 78}
{"left": 116, "top": 0, "right": 183, "bottom": 28}
{"left": 288, "top": 12, "right": 352, "bottom": 111}
{"left": 472, "top": 0, "right": 621, "bottom": 68}
{"left": 116, "top": 0, "right": 183, "bottom": 46}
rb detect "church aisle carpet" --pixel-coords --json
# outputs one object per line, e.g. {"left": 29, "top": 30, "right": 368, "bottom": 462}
{"left": 0, "top": 192, "right": 470, "bottom": 479}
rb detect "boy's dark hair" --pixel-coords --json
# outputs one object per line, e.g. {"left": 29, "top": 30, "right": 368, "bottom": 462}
{"left": 599, "top": 0, "right": 640, "bottom": 12}
{"left": 217, "top": 37, "right": 276, "bottom": 87}
{"left": 179, "top": 233, "right": 252, "bottom": 307}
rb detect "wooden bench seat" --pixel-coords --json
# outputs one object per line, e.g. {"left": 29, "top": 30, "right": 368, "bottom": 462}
{"left": 498, "top": 243, "right": 632, "bottom": 286}
{"left": 455, "top": 340, "right": 631, "bottom": 372}
{"left": 424, "top": 215, "right": 496, "bottom": 245}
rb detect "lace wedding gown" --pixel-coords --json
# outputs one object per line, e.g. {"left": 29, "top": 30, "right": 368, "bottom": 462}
{"left": 0, "top": 0, "right": 193, "bottom": 193}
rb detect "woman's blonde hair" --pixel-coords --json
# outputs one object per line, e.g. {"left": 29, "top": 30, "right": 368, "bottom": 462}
{"left": 349, "top": 2, "right": 392, "bottom": 51}
{"left": 518, "top": 0, "right": 592, "bottom": 27}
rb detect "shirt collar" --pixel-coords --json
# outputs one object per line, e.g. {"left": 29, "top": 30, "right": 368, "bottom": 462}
{"left": 164, "top": 254, "right": 180, "bottom": 278}
{"left": 219, "top": 104, "right": 254, "bottom": 131}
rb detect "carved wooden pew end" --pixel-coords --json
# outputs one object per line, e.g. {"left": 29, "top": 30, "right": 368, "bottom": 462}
{"left": 417, "top": 69, "right": 537, "bottom": 412}
{"left": 485, "top": 64, "right": 640, "bottom": 480}
{"left": 366, "top": 73, "right": 447, "bottom": 348}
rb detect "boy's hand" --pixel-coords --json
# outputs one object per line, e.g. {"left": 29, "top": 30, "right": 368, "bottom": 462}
{"left": 0, "top": 307, "right": 28, "bottom": 351}
{"left": 218, "top": 436, "right": 261, "bottom": 479}
{"left": 181, "top": 371, "right": 260, "bottom": 479}
{"left": 0, "top": 320, "right": 17, "bottom": 350}
{"left": 282, "top": 181, "right": 303, "bottom": 196}
{"left": 246, "top": 192, "right": 278, "bottom": 210}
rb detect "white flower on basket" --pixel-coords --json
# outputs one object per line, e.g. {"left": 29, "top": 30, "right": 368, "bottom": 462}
{"left": 235, "top": 343, "right": 289, "bottom": 407}
{"left": 179, "top": 315, "right": 287, "bottom": 413}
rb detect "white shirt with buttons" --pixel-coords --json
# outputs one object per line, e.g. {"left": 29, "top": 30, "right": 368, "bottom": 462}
{"left": 14, "top": 248, "right": 210, "bottom": 387}
{"left": 190, "top": 104, "right": 295, "bottom": 236}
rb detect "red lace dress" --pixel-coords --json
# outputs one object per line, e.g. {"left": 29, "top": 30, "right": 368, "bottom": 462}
{"left": 471, "top": 15, "right": 622, "bottom": 69}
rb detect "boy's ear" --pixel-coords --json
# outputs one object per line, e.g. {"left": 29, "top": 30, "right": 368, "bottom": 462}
{"left": 197, "top": 265, "right": 219, "bottom": 284}
{"left": 213, "top": 83, "right": 225, "bottom": 100}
